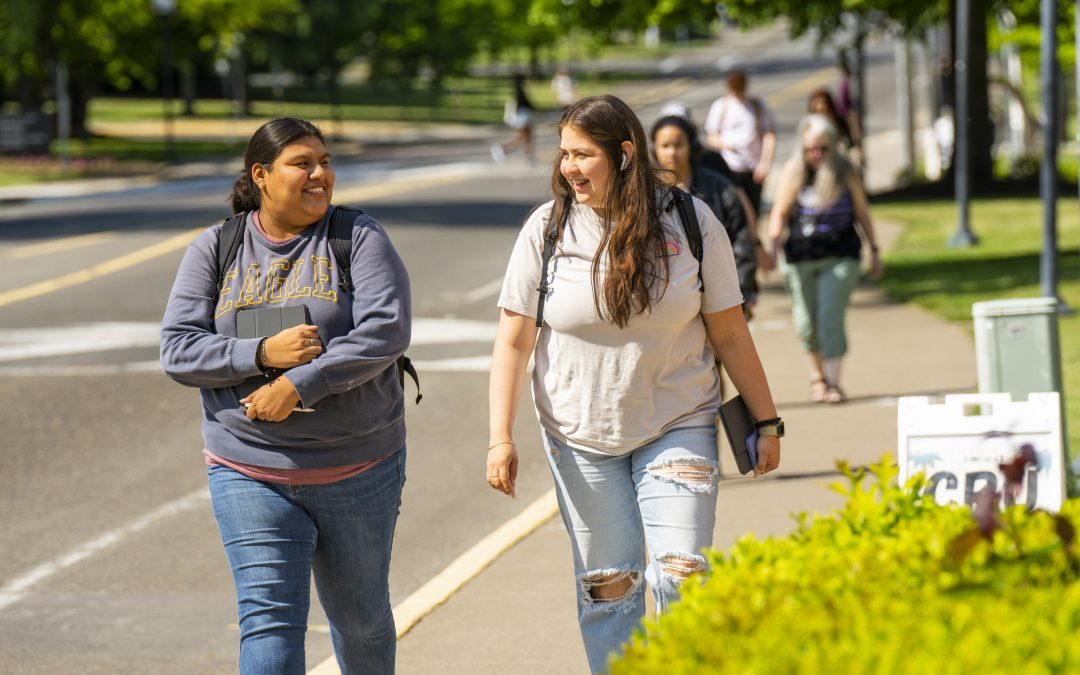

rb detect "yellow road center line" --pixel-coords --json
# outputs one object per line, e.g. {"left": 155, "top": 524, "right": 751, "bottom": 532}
{"left": 0, "top": 172, "right": 471, "bottom": 309}
{"left": 332, "top": 172, "right": 469, "bottom": 204}
{"left": 307, "top": 488, "right": 560, "bottom": 675}
{"left": 0, "top": 227, "right": 206, "bottom": 309}
{"left": 7, "top": 231, "right": 117, "bottom": 260}
{"left": 763, "top": 67, "right": 838, "bottom": 109}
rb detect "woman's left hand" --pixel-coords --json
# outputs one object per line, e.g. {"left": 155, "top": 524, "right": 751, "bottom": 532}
{"left": 754, "top": 434, "right": 781, "bottom": 477}
{"left": 869, "top": 252, "right": 885, "bottom": 281}
{"left": 486, "top": 442, "right": 518, "bottom": 499}
{"left": 241, "top": 377, "right": 301, "bottom": 422}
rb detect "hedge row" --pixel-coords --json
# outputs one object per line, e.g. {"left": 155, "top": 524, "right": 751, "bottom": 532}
{"left": 611, "top": 457, "right": 1080, "bottom": 674}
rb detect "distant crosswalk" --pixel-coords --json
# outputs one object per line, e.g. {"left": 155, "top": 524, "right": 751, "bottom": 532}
{"left": 0, "top": 317, "right": 500, "bottom": 376}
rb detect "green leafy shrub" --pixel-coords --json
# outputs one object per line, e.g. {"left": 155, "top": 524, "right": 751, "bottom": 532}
{"left": 611, "top": 457, "right": 1080, "bottom": 674}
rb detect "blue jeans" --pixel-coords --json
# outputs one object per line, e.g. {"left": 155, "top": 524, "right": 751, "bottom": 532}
{"left": 544, "top": 426, "right": 719, "bottom": 673}
{"left": 208, "top": 448, "right": 406, "bottom": 675}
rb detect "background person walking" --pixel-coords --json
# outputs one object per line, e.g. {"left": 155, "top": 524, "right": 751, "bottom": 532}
{"left": 491, "top": 73, "right": 537, "bottom": 164}
{"left": 161, "top": 117, "right": 412, "bottom": 675}
{"left": 766, "top": 114, "right": 883, "bottom": 404}
{"left": 650, "top": 114, "right": 759, "bottom": 318}
{"left": 487, "top": 95, "right": 782, "bottom": 672}
{"left": 703, "top": 69, "right": 777, "bottom": 216}
{"left": 807, "top": 88, "right": 860, "bottom": 161}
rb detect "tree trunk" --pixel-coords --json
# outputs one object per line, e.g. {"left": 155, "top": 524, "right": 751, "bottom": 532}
{"left": 529, "top": 42, "right": 541, "bottom": 80}
{"left": 69, "top": 78, "right": 92, "bottom": 140}
{"left": 853, "top": 20, "right": 867, "bottom": 148}
{"left": 180, "top": 63, "right": 196, "bottom": 117}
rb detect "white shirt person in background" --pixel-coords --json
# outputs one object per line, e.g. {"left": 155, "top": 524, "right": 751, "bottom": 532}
{"left": 551, "top": 66, "right": 578, "bottom": 111}
{"left": 704, "top": 69, "right": 777, "bottom": 216}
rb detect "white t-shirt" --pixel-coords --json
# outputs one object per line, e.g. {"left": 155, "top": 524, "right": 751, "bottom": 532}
{"left": 704, "top": 95, "right": 776, "bottom": 172}
{"left": 497, "top": 194, "right": 743, "bottom": 455}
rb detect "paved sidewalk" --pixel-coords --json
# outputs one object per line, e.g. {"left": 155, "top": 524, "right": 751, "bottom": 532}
{"left": 393, "top": 241, "right": 978, "bottom": 673}
{"left": 392, "top": 92, "right": 974, "bottom": 672}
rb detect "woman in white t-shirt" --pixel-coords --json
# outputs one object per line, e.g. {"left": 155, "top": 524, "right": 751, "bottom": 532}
{"left": 487, "top": 95, "right": 782, "bottom": 671}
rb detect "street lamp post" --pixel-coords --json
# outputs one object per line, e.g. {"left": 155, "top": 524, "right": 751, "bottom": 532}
{"left": 1040, "top": 0, "right": 1067, "bottom": 310}
{"left": 950, "top": 0, "right": 978, "bottom": 247}
{"left": 152, "top": 0, "right": 176, "bottom": 163}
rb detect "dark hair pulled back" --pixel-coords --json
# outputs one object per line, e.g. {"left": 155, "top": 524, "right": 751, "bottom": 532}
{"left": 650, "top": 115, "right": 701, "bottom": 159}
{"left": 552, "top": 95, "right": 668, "bottom": 328}
{"left": 229, "top": 117, "right": 327, "bottom": 213}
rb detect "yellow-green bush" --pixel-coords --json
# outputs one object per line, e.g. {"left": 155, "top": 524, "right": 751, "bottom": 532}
{"left": 612, "top": 458, "right": 1080, "bottom": 675}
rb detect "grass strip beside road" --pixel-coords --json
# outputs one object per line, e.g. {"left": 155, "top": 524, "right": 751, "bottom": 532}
{"left": 872, "top": 196, "right": 1080, "bottom": 459}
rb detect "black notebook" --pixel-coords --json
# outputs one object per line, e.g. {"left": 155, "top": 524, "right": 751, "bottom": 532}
{"left": 719, "top": 395, "right": 758, "bottom": 475}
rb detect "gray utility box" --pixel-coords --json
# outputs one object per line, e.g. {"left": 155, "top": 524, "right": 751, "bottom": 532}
{"left": 972, "top": 297, "right": 1062, "bottom": 399}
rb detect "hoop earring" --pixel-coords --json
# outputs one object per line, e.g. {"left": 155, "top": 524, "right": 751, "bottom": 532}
{"left": 620, "top": 153, "right": 629, "bottom": 171}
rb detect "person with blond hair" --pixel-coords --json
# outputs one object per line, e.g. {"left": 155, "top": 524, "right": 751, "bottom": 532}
{"left": 766, "top": 114, "right": 883, "bottom": 404}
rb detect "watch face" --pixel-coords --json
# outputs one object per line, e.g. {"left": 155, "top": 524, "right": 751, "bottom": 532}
{"left": 758, "top": 421, "right": 785, "bottom": 437}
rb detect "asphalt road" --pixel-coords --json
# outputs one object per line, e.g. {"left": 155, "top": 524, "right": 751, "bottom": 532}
{"left": 0, "top": 28, "right": 906, "bottom": 674}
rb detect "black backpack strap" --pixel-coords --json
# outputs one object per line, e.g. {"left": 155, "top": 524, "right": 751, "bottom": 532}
{"left": 329, "top": 205, "right": 421, "bottom": 404}
{"left": 536, "top": 199, "right": 570, "bottom": 328}
{"left": 214, "top": 213, "right": 247, "bottom": 303}
{"left": 670, "top": 188, "right": 704, "bottom": 288}
{"left": 535, "top": 227, "right": 559, "bottom": 328}
{"left": 398, "top": 355, "right": 422, "bottom": 404}
{"left": 329, "top": 206, "right": 363, "bottom": 292}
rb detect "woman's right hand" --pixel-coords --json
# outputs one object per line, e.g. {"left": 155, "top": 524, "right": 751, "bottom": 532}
{"left": 262, "top": 324, "right": 322, "bottom": 369}
{"left": 486, "top": 441, "right": 518, "bottom": 499}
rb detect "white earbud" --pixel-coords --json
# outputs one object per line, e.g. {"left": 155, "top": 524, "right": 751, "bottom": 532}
{"left": 620, "top": 153, "right": 629, "bottom": 171}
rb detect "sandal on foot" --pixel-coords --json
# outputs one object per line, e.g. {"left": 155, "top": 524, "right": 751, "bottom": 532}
{"left": 810, "top": 378, "right": 828, "bottom": 403}
{"left": 823, "top": 384, "right": 847, "bottom": 404}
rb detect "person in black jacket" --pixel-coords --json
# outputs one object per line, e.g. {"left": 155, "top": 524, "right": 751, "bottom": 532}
{"left": 651, "top": 114, "right": 759, "bottom": 318}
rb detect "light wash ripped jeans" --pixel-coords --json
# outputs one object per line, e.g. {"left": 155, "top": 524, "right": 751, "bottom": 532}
{"left": 543, "top": 425, "right": 720, "bottom": 673}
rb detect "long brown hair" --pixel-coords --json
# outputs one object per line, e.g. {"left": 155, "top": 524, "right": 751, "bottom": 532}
{"left": 549, "top": 95, "right": 669, "bottom": 328}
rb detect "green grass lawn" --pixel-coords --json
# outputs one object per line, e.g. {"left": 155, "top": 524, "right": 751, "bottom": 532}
{"left": 0, "top": 137, "right": 245, "bottom": 186}
{"left": 872, "top": 197, "right": 1080, "bottom": 462}
{"left": 4, "top": 74, "right": 619, "bottom": 186}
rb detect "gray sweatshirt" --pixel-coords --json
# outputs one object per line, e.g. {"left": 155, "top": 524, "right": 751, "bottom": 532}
{"left": 161, "top": 207, "right": 411, "bottom": 469}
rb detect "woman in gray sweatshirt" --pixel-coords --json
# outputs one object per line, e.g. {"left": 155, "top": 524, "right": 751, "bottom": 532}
{"left": 161, "top": 117, "right": 411, "bottom": 675}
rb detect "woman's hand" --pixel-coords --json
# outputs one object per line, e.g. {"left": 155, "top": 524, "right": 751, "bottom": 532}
{"left": 241, "top": 377, "right": 301, "bottom": 422}
{"left": 754, "top": 434, "right": 781, "bottom": 477}
{"left": 262, "top": 324, "right": 322, "bottom": 369}
{"left": 486, "top": 441, "right": 518, "bottom": 499}
{"left": 760, "top": 240, "right": 781, "bottom": 273}
{"left": 869, "top": 251, "right": 885, "bottom": 281}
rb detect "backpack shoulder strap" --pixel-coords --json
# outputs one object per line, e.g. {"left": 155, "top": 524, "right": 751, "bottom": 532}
{"left": 750, "top": 97, "right": 767, "bottom": 136}
{"left": 215, "top": 212, "right": 247, "bottom": 302}
{"left": 330, "top": 205, "right": 421, "bottom": 404}
{"left": 329, "top": 206, "right": 363, "bottom": 292}
{"left": 535, "top": 200, "right": 569, "bottom": 328}
{"left": 670, "top": 188, "right": 704, "bottom": 289}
